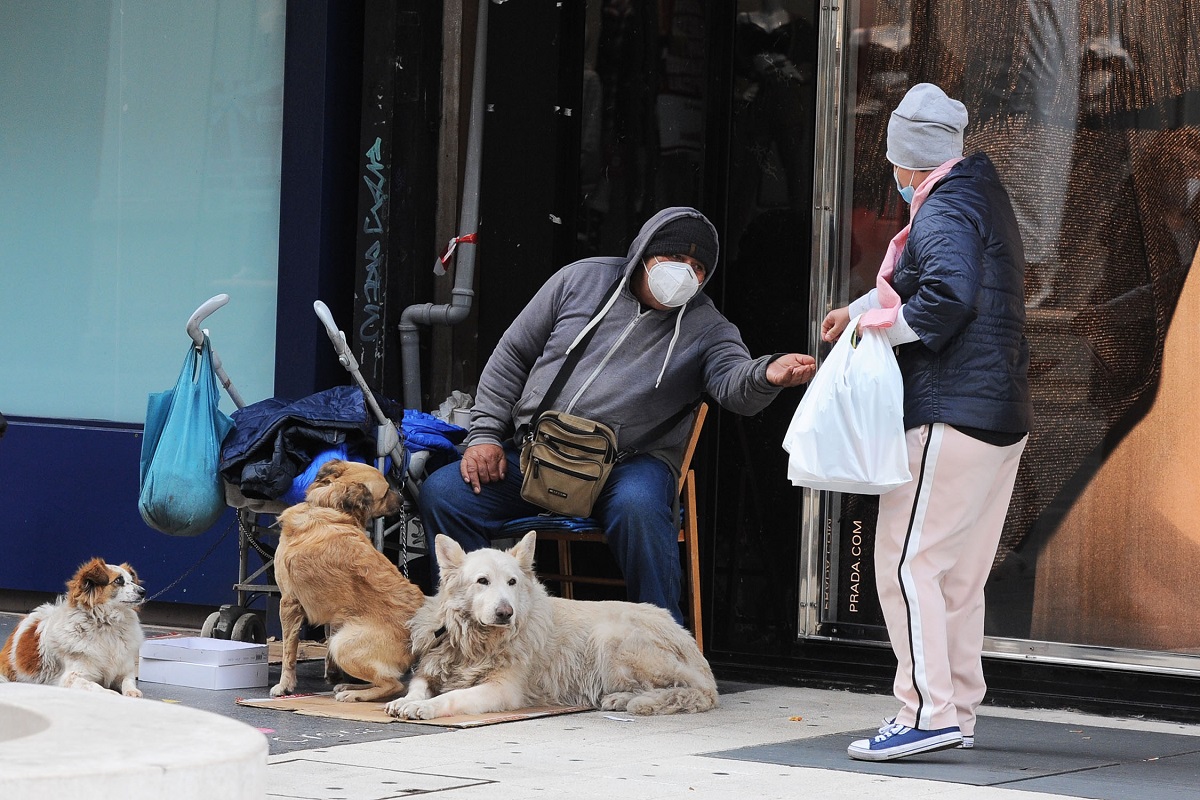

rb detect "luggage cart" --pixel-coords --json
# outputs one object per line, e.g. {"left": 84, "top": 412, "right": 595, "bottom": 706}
{"left": 184, "top": 295, "right": 429, "bottom": 643}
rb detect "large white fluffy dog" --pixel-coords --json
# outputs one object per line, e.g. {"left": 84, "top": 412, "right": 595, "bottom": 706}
{"left": 384, "top": 532, "right": 718, "bottom": 719}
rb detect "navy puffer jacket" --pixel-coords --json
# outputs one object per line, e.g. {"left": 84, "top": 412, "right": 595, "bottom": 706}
{"left": 892, "top": 152, "right": 1033, "bottom": 434}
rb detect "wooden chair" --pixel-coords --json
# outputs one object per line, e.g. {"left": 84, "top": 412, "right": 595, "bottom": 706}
{"left": 501, "top": 403, "right": 708, "bottom": 650}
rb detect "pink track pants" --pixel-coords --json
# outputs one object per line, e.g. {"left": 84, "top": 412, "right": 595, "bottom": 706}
{"left": 875, "top": 423, "right": 1026, "bottom": 736}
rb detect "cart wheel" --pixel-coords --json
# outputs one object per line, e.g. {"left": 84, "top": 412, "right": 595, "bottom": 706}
{"left": 200, "top": 610, "right": 222, "bottom": 639}
{"left": 231, "top": 612, "right": 267, "bottom": 644}
{"left": 201, "top": 604, "right": 248, "bottom": 640}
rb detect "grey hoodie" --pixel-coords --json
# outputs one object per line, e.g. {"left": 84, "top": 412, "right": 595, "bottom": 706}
{"left": 467, "top": 207, "right": 782, "bottom": 472}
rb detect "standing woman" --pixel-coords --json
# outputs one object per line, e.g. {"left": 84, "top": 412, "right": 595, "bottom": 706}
{"left": 822, "top": 83, "right": 1033, "bottom": 762}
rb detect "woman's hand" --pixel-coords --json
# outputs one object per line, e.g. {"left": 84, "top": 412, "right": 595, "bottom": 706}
{"left": 821, "top": 306, "right": 851, "bottom": 343}
{"left": 459, "top": 443, "right": 507, "bottom": 493}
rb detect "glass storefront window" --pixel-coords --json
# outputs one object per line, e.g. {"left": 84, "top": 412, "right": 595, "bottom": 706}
{"left": 0, "top": 1, "right": 285, "bottom": 423}
{"left": 819, "top": 0, "right": 1200, "bottom": 665}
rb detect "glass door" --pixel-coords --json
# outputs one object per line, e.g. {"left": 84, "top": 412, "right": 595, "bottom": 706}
{"left": 807, "top": 0, "right": 1200, "bottom": 674}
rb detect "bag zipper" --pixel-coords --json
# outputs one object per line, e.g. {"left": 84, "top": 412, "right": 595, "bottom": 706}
{"left": 540, "top": 433, "right": 613, "bottom": 459}
{"left": 532, "top": 458, "right": 600, "bottom": 482}
{"left": 541, "top": 416, "right": 610, "bottom": 438}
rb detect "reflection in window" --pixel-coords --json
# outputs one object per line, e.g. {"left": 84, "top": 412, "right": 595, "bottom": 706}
{"left": 836, "top": 0, "right": 1200, "bottom": 653}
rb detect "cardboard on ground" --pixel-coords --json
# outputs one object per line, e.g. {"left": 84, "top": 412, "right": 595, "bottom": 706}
{"left": 237, "top": 692, "right": 591, "bottom": 727}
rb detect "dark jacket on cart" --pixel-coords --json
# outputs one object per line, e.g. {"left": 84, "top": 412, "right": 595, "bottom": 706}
{"left": 218, "top": 386, "right": 405, "bottom": 500}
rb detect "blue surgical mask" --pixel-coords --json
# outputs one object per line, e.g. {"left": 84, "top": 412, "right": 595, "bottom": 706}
{"left": 894, "top": 169, "right": 916, "bottom": 204}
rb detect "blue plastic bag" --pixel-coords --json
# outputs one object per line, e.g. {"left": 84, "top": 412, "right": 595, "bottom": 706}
{"left": 138, "top": 335, "right": 235, "bottom": 536}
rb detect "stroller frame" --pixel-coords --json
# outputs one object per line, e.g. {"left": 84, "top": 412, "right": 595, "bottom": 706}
{"left": 186, "top": 294, "right": 429, "bottom": 642}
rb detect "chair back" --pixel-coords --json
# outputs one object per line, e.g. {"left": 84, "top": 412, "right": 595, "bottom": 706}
{"left": 678, "top": 401, "right": 709, "bottom": 493}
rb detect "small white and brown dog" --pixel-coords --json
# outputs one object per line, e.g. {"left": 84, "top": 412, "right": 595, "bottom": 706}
{"left": 0, "top": 558, "right": 146, "bottom": 696}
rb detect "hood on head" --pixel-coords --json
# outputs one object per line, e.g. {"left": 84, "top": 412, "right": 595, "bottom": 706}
{"left": 566, "top": 207, "right": 720, "bottom": 389}
{"left": 625, "top": 207, "right": 720, "bottom": 290}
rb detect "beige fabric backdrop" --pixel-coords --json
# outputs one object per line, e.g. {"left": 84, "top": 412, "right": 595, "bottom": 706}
{"left": 1032, "top": 245, "right": 1200, "bottom": 652}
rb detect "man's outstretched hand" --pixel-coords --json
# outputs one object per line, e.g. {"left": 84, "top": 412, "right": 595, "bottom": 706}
{"left": 766, "top": 353, "right": 817, "bottom": 387}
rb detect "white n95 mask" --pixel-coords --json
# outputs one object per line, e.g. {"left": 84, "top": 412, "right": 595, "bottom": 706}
{"left": 645, "top": 259, "right": 701, "bottom": 307}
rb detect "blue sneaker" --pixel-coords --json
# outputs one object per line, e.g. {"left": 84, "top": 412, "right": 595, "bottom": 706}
{"left": 848, "top": 722, "right": 963, "bottom": 761}
{"left": 881, "top": 717, "right": 974, "bottom": 749}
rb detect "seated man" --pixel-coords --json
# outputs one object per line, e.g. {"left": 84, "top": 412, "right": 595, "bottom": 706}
{"left": 419, "top": 207, "right": 815, "bottom": 624}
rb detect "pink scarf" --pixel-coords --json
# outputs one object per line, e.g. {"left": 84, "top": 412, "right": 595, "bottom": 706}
{"left": 859, "top": 157, "right": 963, "bottom": 329}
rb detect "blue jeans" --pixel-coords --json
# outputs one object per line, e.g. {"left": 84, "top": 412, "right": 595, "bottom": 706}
{"left": 418, "top": 445, "right": 684, "bottom": 625}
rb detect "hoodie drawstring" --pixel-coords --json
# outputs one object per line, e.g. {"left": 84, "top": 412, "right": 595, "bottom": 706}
{"left": 655, "top": 307, "right": 686, "bottom": 388}
{"left": 567, "top": 270, "right": 688, "bottom": 390}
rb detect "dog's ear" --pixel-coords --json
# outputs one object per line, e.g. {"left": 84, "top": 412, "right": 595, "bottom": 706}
{"left": 510, "top": 531, "right": 537, "bottom": 573}
{"left": 434, "top": 534, "right": 465, "bottom": 572}
{"left": 334, "top": 481, "right": 375, "bottom": 527}
{"left": 74, "top": 558, "right": 111, "bottom": 588}
{"left": 70, "top": 558, "right": 112, "bottom": 607}
{"left": 310, "top": 459, "right": 347, "bottom": 488}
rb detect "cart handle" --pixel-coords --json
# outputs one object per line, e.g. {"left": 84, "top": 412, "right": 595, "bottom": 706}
{"left": 187, "top": 294, "right": 230, "bottom": 348}
{"left": 313, "top": 300, "right": 357, "bottom": 367}
{"left": 313, "top": 301, "right": 403, "bottom": 461}
{"left": 185, "top": 293, "right": 246, "bottom": 409}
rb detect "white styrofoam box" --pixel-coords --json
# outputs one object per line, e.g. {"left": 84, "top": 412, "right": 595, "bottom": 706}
{"left": 138, "top": 636, "right": 270, "bottom": 690}
{"left": 138, "top": 657, "right": 268, "bottom": 690}
{"left": 140, "top": 636, "right": 267, "bottom": 666}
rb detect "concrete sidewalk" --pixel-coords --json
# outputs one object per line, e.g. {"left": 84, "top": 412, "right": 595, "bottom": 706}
{"left": 263, "top": 682, "right": 1200, "bottom": 800}
{"left": 4, "top": 612, "right": 1197, "bottom": 799}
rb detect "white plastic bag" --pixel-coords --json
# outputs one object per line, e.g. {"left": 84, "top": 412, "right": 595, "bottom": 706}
{"left": 782, "top": 317, "right": 911, "bottom": 494}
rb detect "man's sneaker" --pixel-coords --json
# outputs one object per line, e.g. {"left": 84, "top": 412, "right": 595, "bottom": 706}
{"left": 881, "top": 717, "right": 974, "bottom": 750}
{"left": 848, "top": 722, "right": 963, "bottom": 761}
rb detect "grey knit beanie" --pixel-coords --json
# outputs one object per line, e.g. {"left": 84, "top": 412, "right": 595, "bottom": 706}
{"left": 644, "top": 215, "right": 718, "bottom": 271}
{"left": 886, "top": 83, "right": 969, "bottom": 170}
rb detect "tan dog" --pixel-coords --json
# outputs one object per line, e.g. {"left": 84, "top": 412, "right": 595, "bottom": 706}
{"left": 270, "top": 459, "right": 425, "bottom": 702}
{"left": 1, "top": 558, "right": 146, "bottom": 696}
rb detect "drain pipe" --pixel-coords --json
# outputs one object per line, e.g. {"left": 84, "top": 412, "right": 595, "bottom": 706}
{"left": 398, "top": 0, "right": 488, "bottom": 410}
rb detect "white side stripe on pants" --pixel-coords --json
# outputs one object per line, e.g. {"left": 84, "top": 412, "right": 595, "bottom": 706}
{"left": 897, "top": 422, "right": 944, "bottom": 731}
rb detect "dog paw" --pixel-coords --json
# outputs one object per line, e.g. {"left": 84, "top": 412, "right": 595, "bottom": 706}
{"left": 599, "top": 692, "right": 633, "bottom": 711}
{"left": 625, "top": 697, "right": 657, "bottom": 715}
{"left": 385, "top": 699, "right": 439, "bottom": 720}
{"left": 269, "top": 682, "right": 294, "bottom": 698}
{"left": 332, "top": 682, "right": 369, "bottom": 694}
{"left": 123, "top": 688, "right": 143, "bottom": 698}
